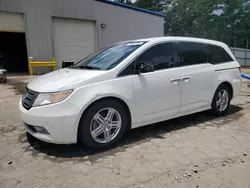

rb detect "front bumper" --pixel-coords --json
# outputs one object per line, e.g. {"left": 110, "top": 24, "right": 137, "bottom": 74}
{"left": 19, "top": 99, "right": 81, "bottom": 144}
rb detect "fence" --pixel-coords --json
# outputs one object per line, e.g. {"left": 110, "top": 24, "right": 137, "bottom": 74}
{"left": 218, "top": 35, "right": 249, "bottom": 49}
{"left": 230, "top": 48, "right": 250, "bottom": 67}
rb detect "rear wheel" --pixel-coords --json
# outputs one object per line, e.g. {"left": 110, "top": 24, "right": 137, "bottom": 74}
{"left": 211, "top": 84, "right": 231, "bottom": 116}
{"left": 78, "top": 99, "right": 128, "bottom": 150}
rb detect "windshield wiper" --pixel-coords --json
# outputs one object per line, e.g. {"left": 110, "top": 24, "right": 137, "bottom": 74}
{"left": 76, "top": 65, "right": 101, "bottom": 70}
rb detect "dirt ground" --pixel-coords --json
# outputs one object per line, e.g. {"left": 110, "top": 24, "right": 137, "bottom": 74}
{"left": 1, "top": 70, "right": 250, "bottom": 188}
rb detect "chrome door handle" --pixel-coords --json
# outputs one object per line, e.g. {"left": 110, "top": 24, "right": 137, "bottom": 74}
{"left": 181, "top": 76, "right": 191, "bottom": 82}
{"left": 170, "top": 78, "right": 181, "bottom": 84}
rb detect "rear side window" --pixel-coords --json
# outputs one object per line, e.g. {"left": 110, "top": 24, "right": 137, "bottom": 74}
{"left": 174, "top": 42, "right": 208, "bottom": 67}
{"left": 207, "top": 45, "right": 233, "bottom": 64}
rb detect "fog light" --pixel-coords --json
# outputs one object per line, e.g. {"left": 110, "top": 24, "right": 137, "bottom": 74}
{"left": 33, "top": 126, "right": 49, "bottom": 134}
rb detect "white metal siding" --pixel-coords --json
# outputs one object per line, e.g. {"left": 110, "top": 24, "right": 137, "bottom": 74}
{"left": 94, "top": 1, "right": 164, "bottom": 49}
{"left": 0, "top": 0, "right": 95, "bottom": 60}
{"left": 0, "top": 12, "right": 25, "bottom": 32}
{"left": 52, "top": 18, "right": 96, "bottom": 69}
{"left": 0, "top": 0, "right": 164, "bottom": 64}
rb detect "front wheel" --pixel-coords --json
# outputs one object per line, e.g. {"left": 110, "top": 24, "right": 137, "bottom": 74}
{"left": 78, "top": 100, "right": 128, "bottom": 150}
{"left": 211, "top": 84, "right": 231, "bottom": 116}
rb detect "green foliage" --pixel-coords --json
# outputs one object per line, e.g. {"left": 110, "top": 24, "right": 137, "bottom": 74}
{"left": 218, "top": 0, "right": 250, "bottom": 47}
{"left": 165, "top": 0, "right": 217, "bottom": 37}
{"left": 131, "top": 0, "right": 250, "bottom": 48}
{"left": 117, "top": 0, "right": 134, "bottom": 5}
{"left": 134, "top": 0, "right": 170, "bottom": 12}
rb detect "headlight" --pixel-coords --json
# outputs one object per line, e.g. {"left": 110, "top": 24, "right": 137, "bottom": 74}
{"left": 33, "top": 90, "right": 73, "bottom": 107}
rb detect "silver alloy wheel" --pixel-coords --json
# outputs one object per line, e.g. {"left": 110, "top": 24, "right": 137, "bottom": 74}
{"left": 216, "top": 89, "right": 229, "bottom": 112}
{"left": 90, "top": 107, "right": 122, "bottom": 144}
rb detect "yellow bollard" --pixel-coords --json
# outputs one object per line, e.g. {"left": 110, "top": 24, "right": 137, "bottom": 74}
{"left": 28, "top": 57, "right": 57, "bottom": 75}
{"left": 28, "top": 57, "right": 34, "bottom": 76}
{"left": 52, "top": 57, "right": 56, "bottom": 71}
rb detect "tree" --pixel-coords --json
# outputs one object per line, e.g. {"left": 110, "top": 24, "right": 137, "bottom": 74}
{"left": 131, "top": 0, "right": 250, "bottom": 48}
{"left": 134, "top": 0, "right": 170, "bottom": 12}
{"left": 217, "top": 0, "right": 250, "bottom": 47}
{"left": 163, "top": 0, "right": 249, "bottom": 47}
{"left": 164, "top": 0, "right": 218, "bottom": 37}
{"left": 117, "top": 0, "right": 134, "bottom": 5}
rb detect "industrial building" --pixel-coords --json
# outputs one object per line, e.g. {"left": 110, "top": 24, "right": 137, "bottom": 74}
{"left": 0, "top": 0, "right": 165, "bottom": 73}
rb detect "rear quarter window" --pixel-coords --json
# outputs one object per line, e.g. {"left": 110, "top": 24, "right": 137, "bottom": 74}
{"left": 207, "top": 45, "right": 233, "bottom": 64}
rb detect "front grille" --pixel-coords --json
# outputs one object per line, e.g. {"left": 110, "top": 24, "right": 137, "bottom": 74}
{"left": 22, "top": 88, "right": 39, "bottom": 110}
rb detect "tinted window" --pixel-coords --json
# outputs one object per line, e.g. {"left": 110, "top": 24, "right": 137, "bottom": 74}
{"left": 136, "top": 43, "right": 174, "bottom": 71}
{"left": 174, "top": 42, "right": 208, "bottom": 67}
{"left": 208, "top": 45, "right": 233, "bottom": 64}
{"left": 118, "top": 61, "right": 135, "bottom": 77}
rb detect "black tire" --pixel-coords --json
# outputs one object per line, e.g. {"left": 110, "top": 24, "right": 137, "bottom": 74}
{"left": 78, "top": 99, "right": 128, "bottom": 150}
{"left": 211, "top": 84, "right": 231, "bottom": 116}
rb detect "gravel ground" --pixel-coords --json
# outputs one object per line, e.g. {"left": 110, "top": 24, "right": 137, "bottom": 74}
{"left": 0, "top": 70, "right": 250, "bottom": 188}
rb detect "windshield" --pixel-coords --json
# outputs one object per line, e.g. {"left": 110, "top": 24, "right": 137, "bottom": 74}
{"left": 71, "top": 41, "right": 146, "bottom": 70}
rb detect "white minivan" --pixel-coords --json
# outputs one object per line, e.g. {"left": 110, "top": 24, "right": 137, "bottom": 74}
{"left": 19, "top": 37, "right": 241, "bottom": 149}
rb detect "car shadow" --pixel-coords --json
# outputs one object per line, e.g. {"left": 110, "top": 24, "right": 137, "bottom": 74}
{"left": 24, "top": 105, "right": 244, "bottom": 163}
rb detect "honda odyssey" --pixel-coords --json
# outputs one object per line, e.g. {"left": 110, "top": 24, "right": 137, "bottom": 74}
{"left": 19, "top": 37, "right": 241, "bottom": 150}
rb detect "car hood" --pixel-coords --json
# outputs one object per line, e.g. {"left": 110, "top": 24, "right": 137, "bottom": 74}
{"left": 27, "top": 68, "right": 105, "bottom": 92}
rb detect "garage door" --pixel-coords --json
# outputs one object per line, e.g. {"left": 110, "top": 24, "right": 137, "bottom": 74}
{"left": 0, "top": 12, "right": 25, "bottom": 32}
{"left": 52, "top": 18, "right": 96, "bottom": 69}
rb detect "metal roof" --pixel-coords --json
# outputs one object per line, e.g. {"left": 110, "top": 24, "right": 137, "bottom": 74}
{"left": 96, "top": 0, "right": 166, "bottom": 18}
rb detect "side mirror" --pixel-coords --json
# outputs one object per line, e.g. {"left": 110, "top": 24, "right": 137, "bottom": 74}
{"left": 137, "top": 62, "right": 154, "bottom": 74}
{"left": 62, "top": 60, "right": 74, "bottom": 68}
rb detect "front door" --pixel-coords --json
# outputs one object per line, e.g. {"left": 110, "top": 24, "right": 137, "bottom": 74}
{"left": 173, "top": 42, "right": 216, "bottom": 115}
{"left": 132, "top": 42, "right": 181, "bottom": 126}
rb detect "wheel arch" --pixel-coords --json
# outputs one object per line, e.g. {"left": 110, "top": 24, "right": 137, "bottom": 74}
{"left": 77, "top": 96, "right": 132, "bottom": 139}
{"left": 212, "top": 82, "right": 234, "bottom": 103}
{"left": 218, "top": 82, "right": 234, "bottom": 99}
